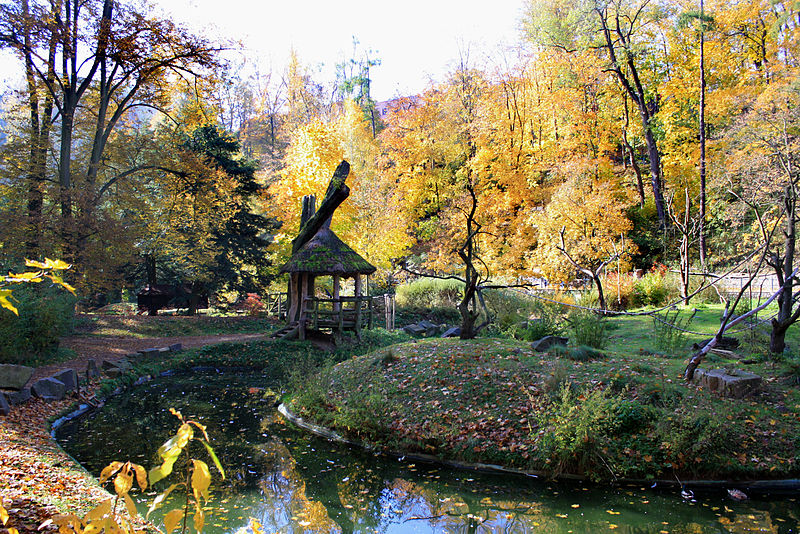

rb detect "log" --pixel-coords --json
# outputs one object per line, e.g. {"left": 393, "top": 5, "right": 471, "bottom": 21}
{"left": 291, "top": 160, "right": 350, "bottom": 254}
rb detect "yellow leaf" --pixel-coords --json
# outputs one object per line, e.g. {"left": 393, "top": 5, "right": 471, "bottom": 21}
{"left": 45, "top": 274, "right": 76, "bottom": 294}
{"left": 124, "top": 493, "right": 138, "bottom": 519}
{"left": 115, "top": 467, "right": 134, "bottom": 496}
{"left": 194, "top": 507, "right": 205, "bottom": 533}
{"left": 43, "top": 258, "right": 71, "bottom": 270}
{"left": 84, "top": 499, "right": 112, "bottom": 523}
{"left": 164, "top": 509, "right": 184, "bottom": 534}
{"left": 191, "top": 460, "right": 211, "bottom": 503}
{"left": 100, "top": 462, "right": 124, "bottom": 485}
{"left": 83, "top": 522, "right": 103, "bottom": 534}
{"left": 132, "top": 464, "right": 148, "bottom": 491}
{"left": 9, "top": 528, "right": 18, "bottom": 534}
{"left": 53, "top": 514, "right": 83, "bottom": 534}
{"left": 0, "top": 291, "right": 18, "bottom": 315}
{"left": 0, "top": 502, "right": 9, "bottom": 525}
{"left": 24, "top": 259, "right": 48, "bottom": 269}
{"left": 6, "top": 271, "right": 42, "bottom": 282}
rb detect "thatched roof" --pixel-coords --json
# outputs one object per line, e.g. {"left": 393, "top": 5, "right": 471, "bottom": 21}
{"left": 280, "top": 227, "right": 376, "bottom": 276}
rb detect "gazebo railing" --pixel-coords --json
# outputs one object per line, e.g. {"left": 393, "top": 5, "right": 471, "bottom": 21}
{"left": 300, "top": 296, "right": 375, "bottom": 333}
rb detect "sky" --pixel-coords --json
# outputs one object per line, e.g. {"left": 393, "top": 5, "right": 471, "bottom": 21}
{"left": 155, "top": 0, "right": 528, "bottom": 101}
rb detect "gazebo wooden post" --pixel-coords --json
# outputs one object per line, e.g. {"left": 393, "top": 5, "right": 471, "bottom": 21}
{"left": 355, "top": 274, "right": 363, "bottom": 334}
{"left": 333, "top": 274, "right": 341, "bottom": 336}
{"left": 366, "top": 274, "right": 373, "bottom": 329}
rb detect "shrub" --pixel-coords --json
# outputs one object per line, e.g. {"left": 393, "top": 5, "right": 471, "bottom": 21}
{"left": 657, "top": 408, "right": 736, "bottom": 475}
{"left": 483, "top": 289, "right": 537, "bottom": 332}
{"left": 0, "top": 285, "right": 76, "bottom": 364}
{"left": 566, "top": 310, "right": 610, "bottom": 349}
{"left": 652, "top": 307, "right": 696, "bottom": 355}
{"left": 507, "top": 299, "right": 564, "bottom": 341}
{"left": 395, "top": 278, "right": 464, "bottom": 309}
{"left": 534, "top": 385, "right": 625, "bottom": 479}
{"left": 632, "top": 265, "right": 680, "bottom": 307}
{"left": 564, "top": 345, "right": 605, "bottom": 361}
{"left": 242, "top": 293, "right": 265, "bottom": 316}
{"left": 602, "top": 272, "right": 638, "bottom": 310}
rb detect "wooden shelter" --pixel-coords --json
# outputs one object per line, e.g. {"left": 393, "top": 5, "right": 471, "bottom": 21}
{"left": 274, "top": 160, "right": 377, "bottom": 340}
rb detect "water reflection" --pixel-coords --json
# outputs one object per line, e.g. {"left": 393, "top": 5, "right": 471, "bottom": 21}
{"left": 55, "top": 372, "right": 798, "bottom": 534}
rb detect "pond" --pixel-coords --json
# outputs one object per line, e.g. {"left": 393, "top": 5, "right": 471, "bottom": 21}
{"left": 55, "top": 371, "right": 799, "bottom": 533}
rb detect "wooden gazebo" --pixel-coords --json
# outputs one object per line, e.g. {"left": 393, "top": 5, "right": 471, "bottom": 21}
{"left": 274, "top": 160, "right": 377, "bottom": 340}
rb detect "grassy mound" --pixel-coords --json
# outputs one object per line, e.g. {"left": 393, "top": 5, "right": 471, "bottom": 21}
{"left": 288, "top": 338, "right": 800, "bottom": 482}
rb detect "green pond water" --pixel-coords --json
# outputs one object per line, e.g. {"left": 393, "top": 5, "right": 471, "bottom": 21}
{"left": 54, "top": 371, "right": 799, "bottom": 533}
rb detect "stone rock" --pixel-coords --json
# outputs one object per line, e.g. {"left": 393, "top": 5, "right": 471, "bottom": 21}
{"left": 0, "top": 364, "right": 34, "bottom": 390}
{"left": 418, "top": 320, "right": 440, "bottom": 336}
{"left": 31, "top": 377, "right": 66, "bottom": 401}
{"left": 104, "top": 367, "right": 124, "bottom": 378}
{"left": 531, "top": 335, "right": 569, "bottom": 352}
{"left": 137, "top": 348, "right": 161, "bottom": 358}
{"left": 52, "top": 369, "right": 78, "bottom": 392}
{"left": 403, "top": 324, "right": 427, "bottom": 336}
{"left": 158, "top": 347, "right": 171, "bottom": 354}
{"left": 86, "top": 360, "right": 100, "bottom": 380}
{"left": 169, "top": 343, "right": 183, "bottom": 352}
{"left": 441, "top": 327, "right": 461, "bottom": 338}
{"left": 102, "top": 359, "right": 131, "bottom": 378}
{"left": 5, "top": 387, "right": 31, "bottom": 405}
{"left": 0, "top": 392, "right": 9, "bottom": 415}
{"left": 693, "top": 368, "right": 762, "bottom": 398}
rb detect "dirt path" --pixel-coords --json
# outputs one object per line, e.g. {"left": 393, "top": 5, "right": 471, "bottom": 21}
{"left": 29, "top": 333, "right": 270, "bottom": 384}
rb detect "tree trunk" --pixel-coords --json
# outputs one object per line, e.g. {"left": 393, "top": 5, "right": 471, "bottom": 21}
{"left": 771, "top": 186, "right": 798, "bottom": 353}
{"left": 596, "top": 6, "right": 666, "bottom": 228}
{"left": 769, "top": 321, "right": 789, "bottom": 354}
{"left": 698, "top": 0, "right": 708, "bottom": 267}
{"left": 592, "top": 272, "right": 607, "bottom": 311}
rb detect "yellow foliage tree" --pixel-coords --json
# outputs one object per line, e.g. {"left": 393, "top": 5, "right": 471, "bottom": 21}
{"left": 533, "top": 176, "right": 637, "bottom": 310}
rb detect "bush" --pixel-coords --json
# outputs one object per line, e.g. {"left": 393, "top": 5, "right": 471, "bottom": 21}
{"left": 0, "top": 285, "right": 76, "bottom": 364}
{"left": 534, "top": 385, "right": 625, "bottom": 479}
{"left": 550, "top": 345, "right": 606, "bottom": 362}
{"left": 566, "top": 310, "right": 610, "bottom": 349}
{"left": 506, "top": 299, "right": 564, "bottom": 341}
{"left": 632, "top": 265, "right": 678, "bottom": 307}
{"left": 602, "top": 272, "right": 638, "bottom": 310}
{"left": 483, "top": 289, "right": 535, "bottom": 332}
{"left": 395, "top": 278, "right": 464, "bottom": 309}
{"left": 652, "top": 307, "right": 696, "bottom": 355}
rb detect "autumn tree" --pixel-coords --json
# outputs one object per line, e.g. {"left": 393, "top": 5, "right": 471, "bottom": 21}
{"left": 533, "top": 175, "right": 636, "bottom": 310}
{"left": 725, "top": 80, "right": 800, "bottom": 353}
{"left": 524, "top": 0, "right": 670, "bottom": 228}
{"left": 132, "top": 124, "right": 276, "bottom": 313}
{"left": 0, "top": 0, "right": 220, "bottom": 268}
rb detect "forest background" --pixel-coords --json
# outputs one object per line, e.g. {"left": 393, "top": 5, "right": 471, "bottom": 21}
{"left": 0, "top": 0, "right": 798, "bottom": 320}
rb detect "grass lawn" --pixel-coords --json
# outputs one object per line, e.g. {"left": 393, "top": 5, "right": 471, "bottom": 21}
{"left": 72, "top": 313, "right": 279, "bottom": 338}
{"left": 287, "top": 304, "right": 800, "bottom": 482}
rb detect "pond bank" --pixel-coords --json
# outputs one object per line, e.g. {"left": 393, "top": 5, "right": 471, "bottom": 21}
{"left": 279, "top": 402, "right": 800, "bottom": 493}
{"left": 285, "top": 338, "right": 800, "bottom": 486}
